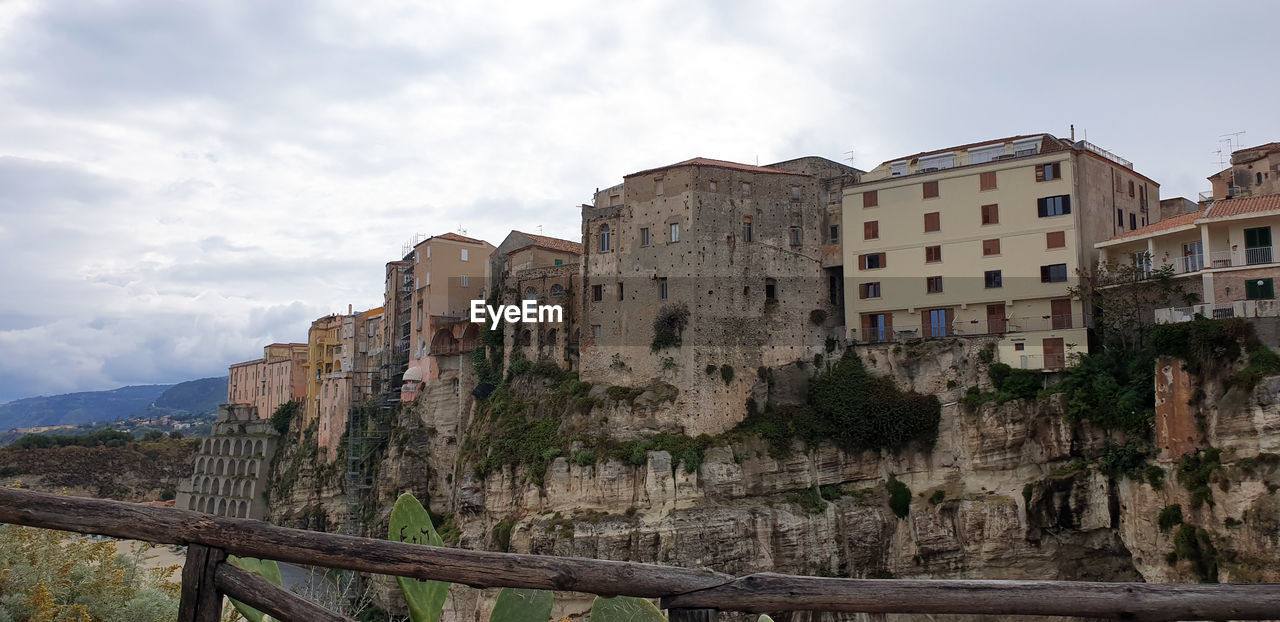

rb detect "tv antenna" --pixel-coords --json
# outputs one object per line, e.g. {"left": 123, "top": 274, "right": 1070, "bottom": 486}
{"left": 537, "top": 225, "right": 544, "bottom": 235}
{"left": 457, "top": 225, "right": 468, "bottom": 236}
{"left": 844, "top": 146, "right": 857, "bottom": 167}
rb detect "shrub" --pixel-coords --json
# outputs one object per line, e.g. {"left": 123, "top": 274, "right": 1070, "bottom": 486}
{"left": 270, "top": 400, "right": 300, "bottom": 435}
{"left": 960, "top": 386, "right": 995, "bottom": 410}
{"left": 928, "top": 489, "right": 946, "bottom": 505}
{"left": 606, "top": 386, "right": 644, "bottom": 402}
{"left": 1228, "top": 344, "right": 1280, "bottom": 391}
{"left": 1177, "top": 448, "right": 1222, "bottom": 509}
{"left": 491, "top": 519, "right": 514, "bottom": 553}
{"left": 573, "top": 450, "right": 595, "bottom": 467}
{"left": 1056, "top": 349, "right": 1156, "bottom": 435}
{"left": 720, "top": 364, "right": 734, "bottom": 385}
{"left": 977, "top": 343, "right": 996, "bottom": 365}
{"left": 651, "top": 303, "right": 690, "bottom": 352}
{"left": 9, "top": 428, "right": 134, "bottom": 450}
{"left": 809, "top": 309, "right": 828, "bottom": 325}
{"left": 819, "top": 484, "right": 843, "bottom": 502}
{"left": 1172, "top": 524, "right": 1218, "bottom": 583}
{"left": 787, "top": 488, "right": 827, "bottom": 514}
{"left": 887, "top": 476, "right": 911, "bottom": 519}
{"left": 1158, "top": 504, "right": 1183, "bottom": 532}
{"left": 1144, "top": 464, "right": 1166, "bottom": 489}
{"left": 987, "top": 363, "right": 1041, "bottom": 403}
{"left": 1098, "top": 441, "right": 1149, "bottom": 479}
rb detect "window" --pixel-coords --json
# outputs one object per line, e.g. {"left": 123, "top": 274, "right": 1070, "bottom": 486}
{"left": 829, "top": 225, "right": 839, "bottom": 242}
{"left": 926, "top": 276, "right": 943, "bottom": 293}
{"left": 984, "top": 270, "right": 1002, "bottom": 288}
{"left": 1258, "top": 172, "right": 1265, "bottom": 186}
{"left": 923, "top": 181, "right": 939, "bottom": 199}
{"left": 658, "top": 277, "right": 668, "bottom": 300}
{"left": 550, "top": 284, "right": 564, "bottom": 297}
{"left": 791, "top": 186, "right": 801, "bottom": 201}
{"left": 1040, "top": 263, "right": 1068, "bottom": 283}
{"left": 923, "top": 308, "right": 952, "bottom": 338}
{"left": 1015, "top": 342, "right": 1025, "bottom": 351}
{"left": 861, "top": 313, "right": 891, "bottom": 341}
{"left": 982, "top": 239, "right": 1000, "bottom": 256}
{"left": 592, "top": 325, "right": 602, "bottom": 339}
{"left": 1037, "top": 195, "right": 1071, "bottom": 217}
{"left": 1129, "top": 213, "right": 1137, "bottom": 230}
{"left": 981, "top": 204, "right": 999, "bottom": 225}
{"left": 609, "top": 194, "right": 620, "bottom": 206}
{"left": 617, "top": 282, "right": 624, "bottom": 300}
{"left": 742, "top": 217, "right": 753, "bottom": 242}
{"left": 864, "top": 221, "right": 879, "bottom": 240}
{"left": 765, "top": 278, "right": 777, "bottom": 301}
{"left": 599, "top": 225, "right": 611, "bottom": 252}
{"left": 789, "top": 227, "right": 801, "bottom": 246}
{"left": 1117, "top": 209, "right": 1124, "bottom": 227}
{"left": 655, "top": 177, "right": 664, "bottom": 196}
{"left": 554, "top": 258, "right": 563, "bottom": 265}
{"left": 461, "top": 248, "right": 469, "bottom": 261}
{"left": 742, "top": 182, "right": 751, "bottom": 197}
{"left": 424, "top": 272, "right": 430, "bottom": 286}
{"left": 669, "top": 222, "right": 680, "bottom": 243}
{"left": 980, "top": 171, "right": 997, "bottom": 191}
{"left": 1036, "top": 163, "right": 1061, "bottom": 182}
{"left": 709, "top": 181, "right": 718, "bottom": 192}
{"left": 860, "top": 282, "right": 881, "bottom": 299}
{"left": 460, "top": 275, "right": 469, "bottom": 287}
{"left": 925, "top": 245, "right": 941, "bottom": 263}
{"left": 592, "top": 284, "right": 603, "bottom": 301}
{"left": 1128, "top": 180, "right": 1135, "bottom": 197}
{"left": 1047, "top": 231, "right": 1065, "bottom": 248}
{"left": 859, "top": 252, "right": 886, "bottom": 270}
{"left": 426, "top": 246, "right": 431, "bottom": 259}
{"left": 640, "top": 227, "right": 650, "bottom": 246}
{"left": 863, "top": 191, "right": 878, "bottom": 208}
{"left": 1246, "top": 278, "right": 1275, "bottom": 300}
{"left": 924, "top": 212, "right": 940, "bottom": 232}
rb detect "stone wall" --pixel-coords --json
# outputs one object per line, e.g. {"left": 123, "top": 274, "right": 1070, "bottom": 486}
{"left": 175, "top": 404, "right": 278, "bottom": 520}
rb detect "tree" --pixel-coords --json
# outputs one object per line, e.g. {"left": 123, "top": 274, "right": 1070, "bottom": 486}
{"left": 1070, "top": 257, "right": 1198, "bottom": 351}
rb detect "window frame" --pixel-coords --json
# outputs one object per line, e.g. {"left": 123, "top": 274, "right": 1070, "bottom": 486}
{"left": 640, "top": 227, "right": 650, "bottom": 247}
{"left": 984, "top": 270, "right": 1002, "bottom": 289}
{"left": 926, "top": 275, "right": 943, "bottom": 293}
{"left": 925, "top": 245, "right": 941, "bottom": 263}
{"left": 1040, "top": 263, "right": 1069, "bottom": 283}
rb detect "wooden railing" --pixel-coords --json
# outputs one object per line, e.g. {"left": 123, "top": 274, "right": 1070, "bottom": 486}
{"left": 3, "top": 487, "right": 1280, "bottom": 621}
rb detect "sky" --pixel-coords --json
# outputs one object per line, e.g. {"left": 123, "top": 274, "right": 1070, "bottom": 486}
{"left": 1, "top": 0, "right": 1278, "bottom": 404}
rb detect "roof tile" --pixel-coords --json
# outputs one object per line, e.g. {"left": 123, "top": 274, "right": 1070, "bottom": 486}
{"left": 626, "top": 157, "right": 809, "bottom": 178}
{"left": 511, "top": 231, "right": 583, "bottom": 255}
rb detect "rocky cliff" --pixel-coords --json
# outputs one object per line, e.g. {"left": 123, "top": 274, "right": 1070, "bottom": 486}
{"left": 266, "top": 338, "right": 1280, "bottom": 620}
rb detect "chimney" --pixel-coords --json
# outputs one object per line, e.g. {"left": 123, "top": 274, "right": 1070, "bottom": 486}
{"left": 1070, "top": 124, "right": 1075, "bottom": 141}
{"left": 348, "top": 304, "right": 353, "bottom": 315}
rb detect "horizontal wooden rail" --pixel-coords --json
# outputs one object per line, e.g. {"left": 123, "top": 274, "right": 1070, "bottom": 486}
{"left": 216, "top": 563, "right": 353, "bottom": 622}
{"left": 5, "top": 487, "right": 1280, "bottom": 620}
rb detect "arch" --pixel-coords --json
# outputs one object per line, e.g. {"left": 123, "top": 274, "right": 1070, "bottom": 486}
{"left": 237, "top": 460, "right": 246, "bottom": 476}
{"left": 255, "top": 440, "right": 264, "bottom": 455}
{"left": 519, "top": 329, "right": 532, "bottom": 347}
{"left": 217, "top": 499, "right": 227, "bottom": 517}
{"left": 201, "top": 478, "right": 210, "bottom": 494}
{"left": 188, "top": 497, "right": 196, "bottom": 511}
{"left": 198, "top": 497, "right": 206, "bottom": 513}
{"left": 248, "top": 460, "right": 258, "bottom": 477}
{"left": 233, "top": 439, "right": 242, "bottom": 456}
{"left": 215, "top": 459, "right": 224, "bottom": 475}
{"left": 222, "top": 480, "right": 231, "bottom": 496}
{"left": 243, "top": 481, "right": 254, "bottom": 498}
{"left": 222, "top": 439, "right": 231, "bottom": 455}
{"left": 550, "top": 284, "right": 565, "bottom": 298}
{"left": 197, "top": 457, "right": 204, "bottom": 473}
{"left": 524, "top": 287, "right": 537, "bottom": 302}
{"left": 430, "top": 328, "right": 458, "bottom": 356}
{"left": 546, "top": 328, "right": 558, "bottom": 346}
{"left": 202, "top": 439, "right": 210, "bottom": 453}
{"left": 598, "top": 224, "right": 611, "bottom": 253}
{"left": 239, "top": 501, "right": 248, "bottom": 518}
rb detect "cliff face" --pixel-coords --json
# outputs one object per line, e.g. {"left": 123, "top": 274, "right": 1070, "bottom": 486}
{"left": 267, "top": 339, "right": 1280, "bottom": 619}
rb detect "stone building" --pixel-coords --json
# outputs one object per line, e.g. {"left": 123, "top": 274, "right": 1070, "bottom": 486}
{"left": 225, "top": 342, "right": 307, "bottom": 419}
{"left": 579, "top": 156, "right": 859, "bottom": 435}
{"left": 174, "top": 404, "right": 277, "bottom": 520}
{"left": 402, "top": 232, "right": 495, "bottom": 401}
{"left": 382, "top": 256, "right": 414, "bottom": 395}
{"left": 490, "top": 231, "right": 583, "bottom": 371}
{"left": 843, "top": 133, "right": 1160, "bottom": 369}
{"left": 1208, "top": 142, "right": 1280, "bottom": 200}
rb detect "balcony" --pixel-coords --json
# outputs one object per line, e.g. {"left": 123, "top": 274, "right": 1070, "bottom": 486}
{"left": 1155, "top": 300, "right": 1280, "bottom": 324}
{"left": 1209, "top": 246, "right": 1275, "bottom": 269}
{"left": 854, "top": 314, "right": 1086, "bottom": 343}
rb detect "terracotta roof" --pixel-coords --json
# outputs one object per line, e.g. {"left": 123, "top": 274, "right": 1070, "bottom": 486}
{"left": 1103, "top": 209, "right": 1207, "bottom": 242}
{"left": 1204, "top": 194, "right": 1280, "bottom": 219}
{"left": 879, "top": 134, "right": 1049, "bottom": 166}
{"left": 428, "top": 232, "right": 487, "bottom": 245}
{"left": 511, "top": 231, "right": 582, "bottom": 255}
{"left": 626, "top": 157, "right": 809, "bottom": 178}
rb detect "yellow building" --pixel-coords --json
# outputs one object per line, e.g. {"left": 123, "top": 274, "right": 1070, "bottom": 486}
{"left": 843, "top": 133, "right": 1159, "bottom": 370}
{"left": 1097, "top": 195, "right": 1280, "bottom": 322}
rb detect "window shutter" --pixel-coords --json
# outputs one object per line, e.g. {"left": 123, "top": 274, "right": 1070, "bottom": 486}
{"left": 1037, "top": 198, "right": 1047, "bottom": 217}
{"left": 859, "top": 254, "right": 867, "bottom": 270}
{"left": 1046, "top": 231, "right": 1065, "bottom": 248}
{"left": 980, "top": 172, "right": 997, "bottom": 191}
{"left": 879, "top": 252, "right": 887, "bottom": 268}
{"left": 1052, "top": 163, "right": 1061, "bottom": 179}
{"left": 1035, "top": 165, "right": 1045, "bottom": 182}
{"left": 924, "top": 212, "right": 940, "bottom": 232}
{"left": 1040, "top": 265, "right": 1050, "bottom": 282}
{"left": 1062, "top": 195, "right": 1071, "bottom": 214}
{"left": 863, "top": 191, "right": 878, "bottom": 208}
{"left": 923, "top": 181, "right": 939, "bottom": 199}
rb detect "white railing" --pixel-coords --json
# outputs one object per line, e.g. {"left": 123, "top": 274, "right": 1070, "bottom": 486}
{"left": 1209, "top": 246, "right": 1276, "bottom": 268}
{"left": 1171, "top": 254, "right": 1205, "bottom": 274}
{"left": 1155, "top": 300, "right": 1280, "bottom": 324}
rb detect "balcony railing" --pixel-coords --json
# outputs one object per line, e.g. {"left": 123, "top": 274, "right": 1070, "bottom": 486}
{"left": 1155, "top": 300, "right": 1280, "bottom": 324}
{"left": 854, "top": 314, "right": 1085, "bottom": 343}
{"left": 1209, "top": 246, "right": 1276, "bottom": 268}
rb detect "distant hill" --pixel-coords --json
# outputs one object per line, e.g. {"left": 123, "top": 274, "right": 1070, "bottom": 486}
{"left": 0, "top": 377, "right": 227, "bottom": 431}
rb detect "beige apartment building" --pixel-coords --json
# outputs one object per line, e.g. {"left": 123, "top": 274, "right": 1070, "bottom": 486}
{"left": 843, "top": 133, "right": 1159, "bottom": 370}
{"left": 1097, "top": 195, "right": 1280, "bottom": 323}
{"left": 225, "top": 343, "right": 307, "bottom": 419}
{"left": 403, "top": 232, "right": 495, "bottom": 401}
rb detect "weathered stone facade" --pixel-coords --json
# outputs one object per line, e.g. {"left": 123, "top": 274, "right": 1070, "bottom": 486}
{"left": 175, "top": 404, "right": 278, "bottom": 520}
{"left": 578, "top": 157, "right": 859, "bottom": 435}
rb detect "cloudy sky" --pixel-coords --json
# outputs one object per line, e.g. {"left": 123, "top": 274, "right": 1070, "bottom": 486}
{"left": 1, "top": 0, "right": 1277, "bottom": 403}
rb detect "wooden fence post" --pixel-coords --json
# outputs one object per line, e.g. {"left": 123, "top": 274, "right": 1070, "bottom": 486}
{"left": 669, "top": 608, "right": 718, "bottom": 622}
{"left": 178, "top": 543, "right": 227, "bottom": 622}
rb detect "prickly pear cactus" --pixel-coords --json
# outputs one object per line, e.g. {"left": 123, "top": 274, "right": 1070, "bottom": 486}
{"left": 489, "top": 588, "right": 553, "bottom": 622}
{"left": 226, "top": 555, "right": 283, "bottom": 622}
{"left": 389, "top": 492, "right": 450, "bottom": 622}
{"left": 589, "top": 596, "right": 666, "bottom": 622}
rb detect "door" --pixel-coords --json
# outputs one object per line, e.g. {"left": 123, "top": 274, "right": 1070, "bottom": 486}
{"left": 1182, "top": 241, "right": 1204, "bottom": 272}
{"left": 986, "top": 303, "right": 1006, "bottom": 334}
{"left": 1051, "top": 299, "right": 1073, "bottom": 330}
{"left": 1245, "top": 226, "right": 1273, "bottom": 264}
{"left": 862, "top": 313, "right": 892, "bottom": 342}
{"left": 922, "top": 308, "right": 952, "bottom": 338}
{"left": 1042, "top": 338, "right": 1065, "bottom": 370}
